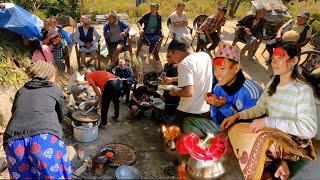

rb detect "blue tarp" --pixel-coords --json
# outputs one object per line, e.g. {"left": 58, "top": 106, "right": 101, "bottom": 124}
{"left": 0, "top": 3, "right": 74, "bottom": 45}
{"left": 60, "top": 28, "right": 74, "bottom": 45}
{"left": 0, "top": 3, "right": 43, "bottom": 39}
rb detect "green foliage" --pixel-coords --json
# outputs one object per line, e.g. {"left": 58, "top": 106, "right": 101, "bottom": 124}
{"left": 1, "top": 0, "right": 81, "bottom": 20}
{"left": 45, "top": 0, "right": 80, "bottom": 20}
{"left": 0, "top": 60, "right": 27, "bottom": 86}
{"left": 32, "top": 9, "right": 47, "bottom": 20}
{"left": 86, "top": 0, "right": 219, "bottom": 22}
{"left": 0, "top": 29, "right": 29, "bottom": 86}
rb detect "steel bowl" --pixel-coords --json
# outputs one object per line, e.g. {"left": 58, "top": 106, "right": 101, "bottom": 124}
{"left": 115, "top": 165, "right": 142, "bottom": 179}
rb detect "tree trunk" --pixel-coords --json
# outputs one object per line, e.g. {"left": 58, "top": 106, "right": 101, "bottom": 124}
{"left": 228, "top": 0, "right": 241, "bottom": 18}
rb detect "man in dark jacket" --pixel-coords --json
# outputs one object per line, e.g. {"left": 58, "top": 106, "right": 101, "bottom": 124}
{"left": 136, "top": 3, "right": 163, "bottom": 61}
{"left": 104, "top": 11, "right": 130, "bottom": 66}
{"left": 232, "top": 8, "right": 268, "bottom": 61}
{"left": 74, "top": 15, "right": 101, "bottom": 67}
{"left": 115, "top": 59, "right": 135, "bottom": 104}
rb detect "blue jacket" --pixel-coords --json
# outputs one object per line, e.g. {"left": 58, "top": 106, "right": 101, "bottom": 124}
{"left": 211, "top": 79, "right": 263, "bottom": 124}
{"left": 115, "top": 66, "right": 135, "bottom": 84}
{"left": 103, "top": 19, "right": 130, "bottom": 43}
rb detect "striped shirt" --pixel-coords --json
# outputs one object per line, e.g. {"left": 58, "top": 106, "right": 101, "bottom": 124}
{"left": 240, "top": 80, "right": 317, "bottom": 139}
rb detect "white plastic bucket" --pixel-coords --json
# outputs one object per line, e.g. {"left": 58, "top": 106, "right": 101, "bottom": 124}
{"left": 72, "top": 121, "right": 100, "bottom": 143}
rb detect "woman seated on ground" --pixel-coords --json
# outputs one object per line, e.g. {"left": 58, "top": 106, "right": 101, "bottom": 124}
{"left": 221, "top": 42, "right": 317, "bottom": 180}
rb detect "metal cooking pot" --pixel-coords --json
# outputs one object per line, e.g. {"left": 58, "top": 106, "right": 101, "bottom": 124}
{"left": 71, "top": 110, "right": 100, "bottom": 123}
{"left": 186, "top": 157, "right": 225, "bottom": 180}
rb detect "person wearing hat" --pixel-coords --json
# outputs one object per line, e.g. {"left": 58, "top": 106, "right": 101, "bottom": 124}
{"left": 129, "top": 81, "right": 161, "bottom": 119}
{"left": 103, "top": 11, "right": 130, "bottom": 67}
{"left": 232, "top": 7, "right": 268, "bottom": 61}
{"left": 74, "top": 15, "right": 101, "bottom": 68}
{"left": 266, "top": 11, "right": 312, "bottom": 63}
{"left": 168, "top": 1, "right": 192, "bottom": 44}
{"left": 183, "top": 41, "right": 263, "bottom": 137}
{"left": 3, "top": 61, "right": 71, "bottom": 179}
{"left": 198, "top": 6, "right": 227, "bottom": 51}
{"left": 136, "top": 2, "right": 163, "bottom": 62}
{"left": 67, "top": 64, "right": 90, "bottom": 100}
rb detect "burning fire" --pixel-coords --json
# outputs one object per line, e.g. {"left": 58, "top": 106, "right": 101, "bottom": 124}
{"left": 162, "top": 125, "right": 180, "bottom": 140}
{"left": 161, "top": 125, "right": 167, "bottom": 133}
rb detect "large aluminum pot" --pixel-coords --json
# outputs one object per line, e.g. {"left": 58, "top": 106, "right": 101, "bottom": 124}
{"left": 186, "top": 157, "right": 225, "bottom": 180}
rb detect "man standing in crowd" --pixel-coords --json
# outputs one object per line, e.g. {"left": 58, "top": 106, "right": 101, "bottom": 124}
{"left": 167, "top": 38, "right": 213, "bottom": 126}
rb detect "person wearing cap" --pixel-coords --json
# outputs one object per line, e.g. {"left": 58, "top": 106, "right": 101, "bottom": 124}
{"left": 104, "top": 11, "right": 130, "bottom": 67}
{"left": 166, "top": 38, "right": 212, "bottom": 127}
{"left": 74, "top": 15, "right": 101, "bottom": 68}
{"left": 3, "top": 61, "right": 71, "bottom": 179}
{"left": 42, "top": 18, "right": 64, "bottom": 64}
{"left": 67, "top": 64, "right": 90, "bottom": 100}
{"left": 232, "top": 7, "right": 268, "bottom": 61}
{"left": 198, "top": 6, "right": 227, "bottom": 51}
{"left": 168, "top": 1, "right": 192, "bottom": 44}
{"left": 223, "top": 42, "right": 317, "bottom": 180}
{"left": 265, "top": 11, "right": 312, "bottom": 63}
{"left": 183, "top": 42, "right": 262, "bottom": 137}
{"left": 115, "top": 59, "right": 135, "bottom": 104}
{"left": 85, "top": 71, "right": 122, "bottom": 127}
{"left": 136, "top": 2, "right": 163, "bottom": 62}
{"left": 129, "top": 81, "right": 161, "bottom": 119}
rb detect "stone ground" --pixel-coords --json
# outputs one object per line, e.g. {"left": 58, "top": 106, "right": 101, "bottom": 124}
{"left": 0, "top": 20, "right": 319, "bottom": 179}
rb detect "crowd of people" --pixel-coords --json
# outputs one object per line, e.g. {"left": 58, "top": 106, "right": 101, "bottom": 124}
{"left": 2, "top": 1, "right": 318, "bottom": 180}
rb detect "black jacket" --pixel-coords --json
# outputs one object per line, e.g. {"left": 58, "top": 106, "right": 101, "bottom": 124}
{"left": 236, "top": 15, "right": 267, "bottom": 38}
{"left": 3, "top": 77, "right": 67, "bottom": 144}
{"left": 137, "top": 12, "right": 162, "bottom": 35}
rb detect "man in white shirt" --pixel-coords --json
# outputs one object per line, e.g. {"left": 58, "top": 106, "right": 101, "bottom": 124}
{"left": 74, "top": 15, "right": 101, "bottom": 67}
{"left": 167, "top": 38, "right": 213, "bottom": 126}
{"left": 67, "top": 65, "right": 89, "bottom": 100}
{"left": 168, "top": 1, "right": 192, "bottom": 44}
